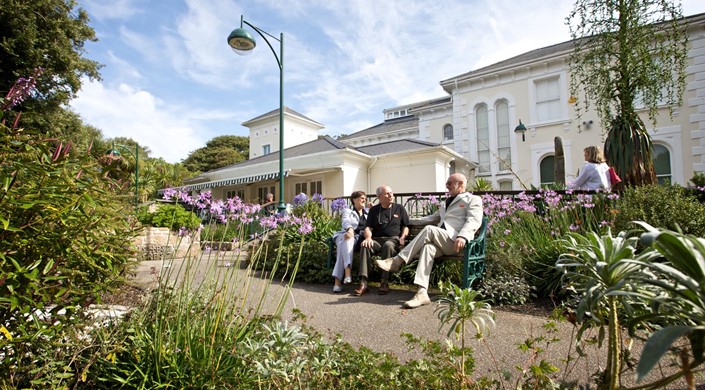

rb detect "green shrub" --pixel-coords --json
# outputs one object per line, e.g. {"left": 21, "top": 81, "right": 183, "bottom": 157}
{"left": 200, "top": 222, "right": 240, "bottom": 242}
{"left": 686, "top": 172, "right": 705, "bottom": 203}
{"left": 136, "top": 203, "right": 201, "bottom": 231}
{"left": 0, "top": 111, "right": 136, "bottom": 386}
{"left": 478, "top": 264, "right": 534, "bottom": 306}
{"left": 258, "top": 195, "right": 340, "bottom": 283}
{"left": 614, "top": 184, "right": 705, "bottom": 236}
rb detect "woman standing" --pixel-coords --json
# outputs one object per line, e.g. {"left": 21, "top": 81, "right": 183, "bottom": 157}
{"left": 332, "top": 191, "right": 368, "bottom": 293}
{"left": 568, "top": 145, "right": 611, "bottom": 191}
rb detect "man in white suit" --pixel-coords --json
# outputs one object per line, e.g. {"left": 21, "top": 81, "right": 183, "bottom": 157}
{"left": 376, "top": 173, "right": 483, "bottom": 309}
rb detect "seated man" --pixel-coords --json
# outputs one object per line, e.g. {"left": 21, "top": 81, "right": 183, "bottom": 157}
{"left": 376, "top": 173, "right": 483, "bottom": 308}
{"left": 355, "top": 185, "right": 409, "bottom": 296}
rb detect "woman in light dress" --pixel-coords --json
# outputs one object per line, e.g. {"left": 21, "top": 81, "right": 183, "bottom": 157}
{"left": 332, "top": 191, "right": 368, "bottom": 293}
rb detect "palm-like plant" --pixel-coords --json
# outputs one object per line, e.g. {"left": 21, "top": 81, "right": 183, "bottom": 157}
{"left": 556, "top": 229, "right": 649, "bottom": 390}
{"left": 435, "top": 282, "right": 495, "bottom": 382}
{"left": 627, "top": 222, "right": 705, "bottom": 389}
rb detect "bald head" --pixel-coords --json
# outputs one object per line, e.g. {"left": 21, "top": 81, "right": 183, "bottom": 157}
{"left": 446, "top": 174, "right": 467, "bottom": 196}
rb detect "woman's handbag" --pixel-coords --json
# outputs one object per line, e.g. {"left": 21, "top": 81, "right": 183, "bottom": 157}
{"left": 608, "top": 167, "right": 622, "bottom": 186}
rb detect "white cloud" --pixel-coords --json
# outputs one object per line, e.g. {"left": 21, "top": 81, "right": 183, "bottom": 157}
{"left": 80, "top": 0, "right": 141, "bottom": 21}
{"left": 72, "top": 80, "right": 212, "bottom": 163}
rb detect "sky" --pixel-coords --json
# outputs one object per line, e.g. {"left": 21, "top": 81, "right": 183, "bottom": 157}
{"left": 70, "top": 0, "right": 705, "bottom": 163}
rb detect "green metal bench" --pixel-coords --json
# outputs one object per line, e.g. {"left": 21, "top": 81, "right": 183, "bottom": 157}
{"left": 325, "top": 216, "right": 488, "bottom": 289}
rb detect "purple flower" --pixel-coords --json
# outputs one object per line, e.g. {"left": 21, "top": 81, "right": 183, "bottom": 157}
{"left": 297, "top": 218, "right": 314, "bottom": 234}
{"left": 293, "top": 193, "right": 308, "bottom": 206}
{"left": 1, "top": 68, "right": 43, "bottom": 110}
{"left": 311, "top": 193, "right": 324, "bottom": 205}
{"left": 331, "top": 198, "right": 347, "bottom": 212}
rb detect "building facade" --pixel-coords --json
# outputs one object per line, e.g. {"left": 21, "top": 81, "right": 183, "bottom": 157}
{"left": 184, "top": 13, "right": 705, "bottom": 203}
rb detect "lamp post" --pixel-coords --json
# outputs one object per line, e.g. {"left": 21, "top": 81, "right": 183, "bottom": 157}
{"left": 228, "top": 15, "right": 286, "bottom": 214}
{"left": 106, "top": 143, "right": 139, "bottom": 206}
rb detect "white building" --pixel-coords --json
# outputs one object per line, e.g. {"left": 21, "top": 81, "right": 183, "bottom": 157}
{"left": 185, "top": 12, "right": 705, "bottom": 202}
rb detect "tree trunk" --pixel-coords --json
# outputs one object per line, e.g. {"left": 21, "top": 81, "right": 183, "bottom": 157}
{"left": 554, "top": 136, "right": 565, "bottom": 186}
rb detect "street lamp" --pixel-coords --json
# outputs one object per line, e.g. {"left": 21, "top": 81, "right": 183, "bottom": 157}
{"left": 228, "top": 15, "right": 286, "bottom": 214}
{"left": 106, "top": 143, "right": 139, "bottom": 206}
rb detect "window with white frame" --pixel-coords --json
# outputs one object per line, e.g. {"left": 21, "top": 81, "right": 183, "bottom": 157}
{"left": 262, "top": 144, "right": 271, "bottom": 155}
{"left": 475, "top": 104, "right": 490, "bottom": 174}
{"left": 535, "top": 77, "right": 561, "bottom": 122}
{"left": 496, "top": 100, "right": 511, "bottom": 171}
{"left": 498, "top": 181, "right": 513, "bottom": 191}
{"left": 226, "top": 189, "right": 245, "bottom": 200}
{"left": 653, "top": 144, "right": 672, "bottom": 185}
{"left": 258, "top": 186, "right": 275, "bottom": 203}
{"left": 295, "top": 182, "right": 307, "bottom": 196}
{"left": 443, "top": 124, "right": 453, "bottom": 141}
{"left": 540, "top": 155, "right": 555, "bottom": 186}
{"left": 295, "top": 180, "right": 322, "bottom": 196}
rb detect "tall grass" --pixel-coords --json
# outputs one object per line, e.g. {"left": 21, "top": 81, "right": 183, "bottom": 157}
{"left": 84, "top": 189, "right": 315, "bottom": 388}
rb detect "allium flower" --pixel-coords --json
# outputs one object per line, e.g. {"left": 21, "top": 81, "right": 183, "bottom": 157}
{"left": 293, "top": 193, "right": 308, "bottom": 206}
{"left": 569, "top": 224, "right": 579, "bottom": 231}
{"left": 178, "top": 227, "right": 189, "bottom": 236}
{"left": 331, "top": 198, "right": 347, "bottom": 212}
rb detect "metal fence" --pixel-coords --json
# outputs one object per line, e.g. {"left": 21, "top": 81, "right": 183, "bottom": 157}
{"left": 320, "top": 189, "right": 612, "bottom": 217}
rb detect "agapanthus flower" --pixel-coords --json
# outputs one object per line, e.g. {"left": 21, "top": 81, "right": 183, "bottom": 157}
{"left": 293, "top": 193, "right": 308, "bottom": 206}
{"left": 331, "top": 198, "right": 347, "bottom": 212}
{"left": 311, "top": 193, "right": 324, "bottom": 205}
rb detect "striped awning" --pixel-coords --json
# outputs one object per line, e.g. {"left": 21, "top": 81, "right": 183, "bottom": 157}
{"left": 187, "top": 170, "right": 289, "bottom": 191}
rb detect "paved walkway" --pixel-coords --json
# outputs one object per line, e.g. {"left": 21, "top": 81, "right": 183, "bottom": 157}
{"left": 128, "top": 256, "right": 696, "bottom": 388}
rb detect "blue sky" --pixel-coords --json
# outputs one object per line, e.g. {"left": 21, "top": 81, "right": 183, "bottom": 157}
{"left": 70, "top": 0, "right": 705, "bottom": 163}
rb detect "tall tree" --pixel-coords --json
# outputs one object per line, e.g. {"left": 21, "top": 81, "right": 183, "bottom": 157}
{"left": 0, "top": 0, "right": 101, "bottom": 137}
{"left": 566, "top": 0, "right": 688, "bottom": 186}
{"left": 182, "top": 135, "right": 249, "bottom": 173}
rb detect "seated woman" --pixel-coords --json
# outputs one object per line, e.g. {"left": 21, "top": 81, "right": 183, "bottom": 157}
{"left": 332, "top": 191, "right": 368, "bottom": 293}
{"left": 568, "top": 145, "right": 611, "bottom": 191}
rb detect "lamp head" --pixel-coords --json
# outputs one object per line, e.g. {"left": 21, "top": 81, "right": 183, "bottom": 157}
{"left": 106, "top": 145, "right": 121, "bottom": 156}
{"left": 514, "top": 120, "right": 527, "bottom": 142}
{"left": 228, "top": 28, "right": 256, "bottom": 55}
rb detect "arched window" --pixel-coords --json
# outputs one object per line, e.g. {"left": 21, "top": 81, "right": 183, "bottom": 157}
{"left": 540, "top": 155, "right": 555, "bottom": 186}
{"left": 443, "top": 124, "right": 453, "bottom": 141}
{"left": 475, "top": 104, "right": 489, "bottom": 173}
{"left": 653, "top": 144, "right": 671, "bottom": 185}
{"left": 496, "top": 100, "right": 511, "bottom": 171}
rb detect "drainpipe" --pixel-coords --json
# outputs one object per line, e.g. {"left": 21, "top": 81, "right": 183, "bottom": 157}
{"left": 367, "top": 156, "right": 378, "bottom": 194}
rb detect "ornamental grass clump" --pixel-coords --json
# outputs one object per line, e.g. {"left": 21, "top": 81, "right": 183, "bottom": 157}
{"left": 79, "top": 188, "right": 319, "bottom": 388}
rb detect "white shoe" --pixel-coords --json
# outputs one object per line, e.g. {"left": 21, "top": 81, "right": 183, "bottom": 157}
{"left": 376, "top": 257, "right": 405, "bottom": 272}
{"left": 403, "top": 291, "right": 431, "bottom": 309}
{"left": 343, "top": 276, "right": 352, "bottom": 284}
{"left": 333, "top": 285, "right": 343, "bottom": 293}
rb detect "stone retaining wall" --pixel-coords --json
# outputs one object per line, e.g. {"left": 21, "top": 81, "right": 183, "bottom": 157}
{"left": 132, "top": 227, "right": 200, "bottom": 260}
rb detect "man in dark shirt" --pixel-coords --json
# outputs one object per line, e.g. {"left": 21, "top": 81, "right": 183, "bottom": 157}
{"left": 354, "top": 185, "right": 409, "bottom": 296}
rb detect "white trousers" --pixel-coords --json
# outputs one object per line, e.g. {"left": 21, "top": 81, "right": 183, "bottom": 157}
{"left": 398, "top": 225, "right": 456, "bottom": 289}
{"left": 332, "top": 234, "right": 355, "bottom": 280}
